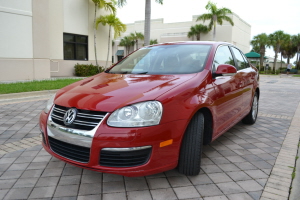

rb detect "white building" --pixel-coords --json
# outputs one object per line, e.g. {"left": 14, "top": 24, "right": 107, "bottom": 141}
{"left": 114, "top": 13, "right": 251, "bottom": 62}
{"left": 0, "top": 0, "right": 112, "bottom": 81}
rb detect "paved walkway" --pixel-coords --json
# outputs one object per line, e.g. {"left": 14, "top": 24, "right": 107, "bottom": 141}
{"left": 0, "top": 75, "right": 300, "bottom": 200}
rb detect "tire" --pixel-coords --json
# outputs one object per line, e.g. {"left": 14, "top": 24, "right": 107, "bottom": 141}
{"left": 178, "top": 112, "right": 204, "bottom": 176}
{"left": 242, "top": 92, "right": 259, "bottom": 125}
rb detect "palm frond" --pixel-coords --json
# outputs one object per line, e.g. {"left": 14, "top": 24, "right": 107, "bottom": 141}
{"left": 155, "top": 0, "right": 163, "bottom": 4}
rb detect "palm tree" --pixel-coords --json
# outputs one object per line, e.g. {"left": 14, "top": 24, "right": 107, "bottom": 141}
{"left": 96, "top": 14, "right": 126, "bottom": 68}
{"left": 281, "top": 35, "right": 297, "bottom": 66}
{"left": 197, "top": 1, "right": 234, "bottom": 41}
{"left": 269, "top": 30, "right": 289, "bottom": 72}
{"left": 90, "top": 0, "right": 116, "bottom": 68}
{"left": 117, "top": 0, "right": 163, "bottom": 46}
{"left": 130, "top": 32, "right": 144, "bottom": 50}
{"left": 119, "top": 36, "right": 134, "bottom": 55}
{"left": 292, "top": 34, "right": 300, "bottom": 69}
{"left": 150, "top": 39, "right": 158, "bottom": 45}
{"left": 250, "top": 33, "right": 270, "bottom": 71}
{"left": 187, "top": 24, "right": 210, "bottom": 41}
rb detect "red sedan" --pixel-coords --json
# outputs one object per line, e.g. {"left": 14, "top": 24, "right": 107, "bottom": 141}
{"left": 39, "top": 41, "right": 259, "bottom": 177}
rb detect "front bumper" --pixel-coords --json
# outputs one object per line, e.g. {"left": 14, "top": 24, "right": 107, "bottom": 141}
{"left": 39, "top": 111, "right": 188, "bottom": 177}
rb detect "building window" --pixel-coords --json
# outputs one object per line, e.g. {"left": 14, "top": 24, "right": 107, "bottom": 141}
{"left": 63, "top": 33, "right": 88, "bottom": 60}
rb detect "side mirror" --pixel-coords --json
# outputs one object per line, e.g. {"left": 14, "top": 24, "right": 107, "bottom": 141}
{"left": 213, "top": 64, "right": 237, "bottom": 78}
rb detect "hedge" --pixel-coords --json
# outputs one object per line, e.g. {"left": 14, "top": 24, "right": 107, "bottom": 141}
{"left": 74, "top": 63, "right": 105, "bottom": 77}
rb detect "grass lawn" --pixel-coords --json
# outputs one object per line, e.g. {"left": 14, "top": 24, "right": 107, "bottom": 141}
{"left": 293, "top": 75, "right": 300, "bottom": 77}
{"left": 0, "top": 78, "right": 83, "bottom": 94}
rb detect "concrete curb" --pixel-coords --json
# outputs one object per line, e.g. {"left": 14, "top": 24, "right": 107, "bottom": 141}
{"left": 0, "top": 90, "right": 57, "bottom": 105}
{"left": 0, "top": 90, "right": 58, "bottom": 100}
{"left": 260, "top": 101, "right": 300, "bottom": 200}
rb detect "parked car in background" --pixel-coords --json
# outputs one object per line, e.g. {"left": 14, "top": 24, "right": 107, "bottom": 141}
{"left": 39, "top": 41, "right": 259, "bottom": 177}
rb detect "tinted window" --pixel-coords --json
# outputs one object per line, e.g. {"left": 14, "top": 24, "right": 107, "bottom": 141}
{"left": 213, "top": 46, "right": 235, "bottom": 72}
{"left": 64, "top": 33, "right": 88, "bottom": 60}
{"left": 231, "top": 47, "right": 249, "bottom": 70}
{"left": 109, "top": 45, "right": 212, "bottom": 74}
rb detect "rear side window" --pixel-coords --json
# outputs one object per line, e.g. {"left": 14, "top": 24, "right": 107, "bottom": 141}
{"left": 213, "top": 46, "right": 235, "bottom": 72}
{"left": 231, "top": 47, "right": 250, "bottom": 70}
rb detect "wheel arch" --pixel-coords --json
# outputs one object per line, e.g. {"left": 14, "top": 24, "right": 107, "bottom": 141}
{"left": 198, "top": 107, "right": 213, "bottom": 145}
{"left": 255, "top": 87, "right": 260, "bottom": 99}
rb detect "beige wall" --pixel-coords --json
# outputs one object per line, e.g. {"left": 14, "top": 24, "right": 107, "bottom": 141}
{"left": 50, "top": 0, "right": 112, "bottom": 77}
{"left": 0, "top": 0, "right": 51, "bottom": 81}
{"left": 116, "top": 13, "right": 251, "bottom": 57}
{"left": 0, "top": 0, "right": 112, "bottom": 81}
{"left": 0, "top": 0, "right": 33, "bottom": 58}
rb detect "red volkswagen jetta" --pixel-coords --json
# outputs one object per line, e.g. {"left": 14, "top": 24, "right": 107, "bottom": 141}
{"left": 39, "top": 41, "right": 259, "bottom": 177}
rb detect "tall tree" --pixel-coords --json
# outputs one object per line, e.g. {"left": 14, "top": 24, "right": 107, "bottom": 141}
{"left": 117, "top": 0, "right": 163, "bottom": 46}
{"left": 269, "top": 30, "right": 289, "bottom": 71}
{"left": 96, "top": 14, "right": 126, "bottom": 68}
{"left": 281, "top": 35, "right": 297, "bottom": 65}
{"left": 130, "top": 32, "right": 144, "bottom": 50}
{"left": 187, "top": 24, "right": 210, "bottom": 41}
{"left": 292, "top": 34, "right": 300, "bottom": 69}
{"left": 119, "top": 36, "right": 134, "bottom": 55}
{"left": 197, "top": 1, "right": 234, "bottom": 41}
{"left": 91, "top": 0, "right": 116, "bottom": 68}
{"left": 250, "top": 33, "right": 270, "bottom": 71}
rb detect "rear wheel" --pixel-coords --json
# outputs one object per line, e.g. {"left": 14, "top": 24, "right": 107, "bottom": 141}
{"left": 242, "top": 92, "right": 258, "bottom": 125}
{"left": 178, "top": 112, "right": 204, "bottom": 176}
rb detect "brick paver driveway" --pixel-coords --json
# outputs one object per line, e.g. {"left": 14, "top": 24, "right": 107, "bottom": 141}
{"left": 0, "top": 75, "right": 300, "bottom": 200}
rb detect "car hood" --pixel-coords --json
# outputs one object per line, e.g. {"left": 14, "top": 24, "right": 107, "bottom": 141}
{"left": 54, "top": 73, "right": 197, "bottom": 112}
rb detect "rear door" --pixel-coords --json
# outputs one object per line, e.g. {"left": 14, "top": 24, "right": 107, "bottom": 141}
{"left": 230, "top": 47, "right": 255, "bottom": 113}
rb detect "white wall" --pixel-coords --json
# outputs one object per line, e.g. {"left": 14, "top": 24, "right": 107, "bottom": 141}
{"left": 0, "top": 0, "right": 33, "bottom": 58}
{"left": 63, "top": 0, "right": 88, "bottom": 35}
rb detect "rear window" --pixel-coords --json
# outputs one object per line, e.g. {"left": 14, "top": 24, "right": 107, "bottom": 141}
{"left": 108, "top": 44, "right": 212, "bottom": 74}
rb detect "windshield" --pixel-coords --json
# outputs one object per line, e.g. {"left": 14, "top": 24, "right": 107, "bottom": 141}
{"left": 108, "top": 44, "right": 212, "bottom": 74}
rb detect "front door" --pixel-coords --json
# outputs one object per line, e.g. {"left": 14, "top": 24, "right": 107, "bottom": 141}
{"left": 211, "top": 45, "right": 244, "bottom": 137}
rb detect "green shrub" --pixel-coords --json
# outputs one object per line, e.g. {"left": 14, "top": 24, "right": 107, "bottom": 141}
{"left": 74, "top": 63, "right": 104, "bottom": 76}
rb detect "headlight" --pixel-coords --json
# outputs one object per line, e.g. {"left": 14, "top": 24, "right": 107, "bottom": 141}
{"left": 44, "top": 94, "right": 56, "bottom": 114}
{"left": 107, "top": 101, "right": 163, "bottom": 127}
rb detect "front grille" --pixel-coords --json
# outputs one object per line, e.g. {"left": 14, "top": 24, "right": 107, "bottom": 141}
{"left": 48, "top": 136, "right": 90, "bottom": 163}
{"left": 100, "top": 147, "right": 152, "bottom": 167}
{"left": 51, "top": 104, "right": 107, "bottom": 131}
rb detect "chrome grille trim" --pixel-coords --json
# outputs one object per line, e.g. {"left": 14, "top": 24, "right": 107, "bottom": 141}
{"left": 50, "top": 105, "right": 107, "bottom": 131}
{"left": 47, "top": 105, "right": 109, "bottom": 148}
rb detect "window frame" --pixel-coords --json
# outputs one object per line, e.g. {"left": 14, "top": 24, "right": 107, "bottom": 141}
{"left": 212, "top": 45, "right": 236, "bottom": 73}
{"left": 229, "top": 46, "right": 250, "bottom": 70}
{"left": 63, "top": 33, "right": 88, "bottom": 61}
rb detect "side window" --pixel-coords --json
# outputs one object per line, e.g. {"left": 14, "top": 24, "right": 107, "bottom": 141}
{"left": 231, "top": 47, "right": 249, "bottom": 70}
{"left": 213, "top": 46, "right": 235, "bottom": 72}
{"left": 241, "top": 53, "right": 250, "bottom": 68}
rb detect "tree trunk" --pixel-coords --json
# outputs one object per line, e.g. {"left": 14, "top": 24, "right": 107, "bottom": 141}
{"left": 296, "top": 46, "right": 300, "bottom": 69}
{"left": 94, "top": 5, "right": 99, "bottom": 68}
{"left": 280, "top": 54, "right": 283, "bottom": 68}
{"left": 105, "top": 26, "right": 111, "bottom": 69}
{"left": 213, "top": 15, "right": 217, "bottom": 41}
{"left": 259, "top": 47, "right": 264, "bottom": 71}
{"left": 197, "top": 34, "right": 200, "bottom": 41}
{"left": 144, "top": 0, "right": 151, "bottom": 46}
{"left": 273, "top": 45, "right": 280, "bottom": 72}
{"left": 136, "top": 39, "right": 138, "bottom": 50}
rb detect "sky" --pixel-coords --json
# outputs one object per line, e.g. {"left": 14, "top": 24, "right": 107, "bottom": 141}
{"left": 117, "top": 0, "right": 300, "bottom": 62}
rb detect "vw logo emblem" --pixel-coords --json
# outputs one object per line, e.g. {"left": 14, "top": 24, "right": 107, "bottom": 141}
{"left": 63, "top": 108, "right": 77, "bottom": 125}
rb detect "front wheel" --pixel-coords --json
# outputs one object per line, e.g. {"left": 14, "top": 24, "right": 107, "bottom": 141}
{"left": 178, "top": 112, "right": 204, "bottom": 176}
{"left": 242, "top": 92, "right": 259, "bottom": 125}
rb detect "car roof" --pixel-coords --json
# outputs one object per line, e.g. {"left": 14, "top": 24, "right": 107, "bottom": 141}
{"left": 147, "top": 41, "right": 233, "bottom": 48}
